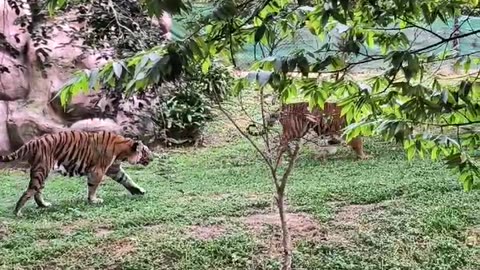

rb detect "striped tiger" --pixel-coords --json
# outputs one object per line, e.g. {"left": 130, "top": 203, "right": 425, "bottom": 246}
{"left": 0, "top": 130, "right": 154, "bottom": 217}
{"left": 247, "top": 102, "right": 369, "bottom": 160}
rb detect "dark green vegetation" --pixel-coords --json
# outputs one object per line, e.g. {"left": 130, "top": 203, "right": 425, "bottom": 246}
{"left": 1, "top": 131, "right": 479, "bottom": 269}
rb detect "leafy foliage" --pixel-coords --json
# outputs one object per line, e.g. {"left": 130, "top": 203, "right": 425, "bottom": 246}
{"left": 154, "top": 62, "right": 233, "bottom": 144}
{"left": 158, "top": 87, "right": 212, "bottom": 142}
{"left": 54, "top": 0, "right": 480, "bottom": 190}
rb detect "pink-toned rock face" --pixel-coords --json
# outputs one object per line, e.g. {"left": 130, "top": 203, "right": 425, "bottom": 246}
{"left": 0, "top": 102, "right": 11, "bottom": 153}
{"left": 0, "top": 0, "right": 30, "bottom": 50}
{"left": 0, "top": 0, "right": 31, "bottom": 101}
{"left": 0, "top": 1, "right": 174, "bottom": 151}
{"left": 50, "top": 91, "right": 117, "bottom": 123}
{"left": 6, "top": 102, "right": 66, "bottom": 149}
{"left": 0, "top": 55, "right": 30, "bottom": 100}
{"left": 69, "top": 118, "right": 122, "bottom": 134}
{"left": 75, "top": 49, "right": 114, "bottom": 69}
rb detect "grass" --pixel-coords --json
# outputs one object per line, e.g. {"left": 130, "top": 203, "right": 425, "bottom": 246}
{"left": 1, "top": 110, "right": 480, "bottom": 269}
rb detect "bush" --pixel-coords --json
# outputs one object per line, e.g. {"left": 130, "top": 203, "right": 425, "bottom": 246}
{"left": 154, "top": 62, "right": 233, "bottom": 145}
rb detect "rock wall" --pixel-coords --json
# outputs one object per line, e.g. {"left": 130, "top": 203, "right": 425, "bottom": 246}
{"left": 0, "top": 0, "right": 172, "bottom": 154}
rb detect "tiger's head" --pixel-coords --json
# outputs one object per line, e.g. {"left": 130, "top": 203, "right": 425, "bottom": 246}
{"left": 126, "top": 141, "right": 155, "bottom": 166}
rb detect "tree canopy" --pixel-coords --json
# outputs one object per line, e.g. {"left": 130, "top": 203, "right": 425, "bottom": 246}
{"left": 52, "top": 0, "right": 479, "bottom": 190}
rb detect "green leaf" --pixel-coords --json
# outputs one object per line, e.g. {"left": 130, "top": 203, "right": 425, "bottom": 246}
{"left": 47, "top": 0, "right": 67, "bottom": 15}
{"left": 321, "top": 12, "right": 330, "bottom": 28}
{"left": 340, "top": 0, "right": 349, "bottom": 12}
{"left": 201, "top": 58, "right": 211, "bottom": 74}
{"left": 113, "top": 62, "right": 123, "bottom": 79}
{"left": 460, "top": 172, "right": 473, "bottom": 192}
{"left": 136, "top": 71, "right": 146, "bottom": 81}
{"left": 431, "top": 146, "right": 440, "bottom": 160}
{"left": 88, "top": 69, "right": 99, "bottom": 91}
{"left": 473, "top": 82, "right": 480, "bottom": 93}
{"left": 296, "top": 55, "right": 310, "bottom": 76}
{"left": 254, "top": 25, "right": 267, "bottom": 43}
{"left": 366, "top": 32, "right": 374, "bottom": 48}
{"left": 421, "top": 3, "right": 432, "bottom": 24}
{"left": 464, "top": 56, "right": 472, "bottom": 73}
{"left": 256, "top": 71, "right": 272, "bottom": 87}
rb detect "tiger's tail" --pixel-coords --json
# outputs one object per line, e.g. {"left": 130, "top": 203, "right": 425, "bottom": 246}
{"left": 0, "top": 143, "right": 32, "bottom": 162}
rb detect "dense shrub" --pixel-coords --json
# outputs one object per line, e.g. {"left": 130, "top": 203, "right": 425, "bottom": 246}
{"left": 154, "top": 62, "right": 233, "bottom": 145}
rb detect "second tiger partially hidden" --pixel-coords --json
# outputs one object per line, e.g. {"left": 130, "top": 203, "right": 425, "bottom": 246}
{"left": 247, "top": 102, "right": 369, "bottom": 160}
{"left": 0, "top": 130, "right": 154, "bottom": 216}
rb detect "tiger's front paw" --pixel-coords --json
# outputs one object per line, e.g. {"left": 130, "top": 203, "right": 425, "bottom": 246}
{"left": 38, "top": 202, "right": 52, "bottom": 208}
{"left": 88, "top": 198, "right": 104, "bottom": 204}
{"left": 357, "top": 154, "right": 372, "bottom": 160}
{"left": 129, "top": 186, "right": 146, "bottom": 195}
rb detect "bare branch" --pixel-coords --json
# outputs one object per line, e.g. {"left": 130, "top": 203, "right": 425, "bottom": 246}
{"left": 401, "top": 18, "right": 446, "bottom": 41}
{"left": 412, "top": 29, "right": 480, "bottom": 54}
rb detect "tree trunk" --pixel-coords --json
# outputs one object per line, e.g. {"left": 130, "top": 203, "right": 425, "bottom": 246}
{"left": 277, "top": 191, "right": 292, "bottom": 270}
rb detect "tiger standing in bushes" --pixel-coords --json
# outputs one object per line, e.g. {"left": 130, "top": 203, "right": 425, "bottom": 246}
{"left": 247, "top": 102, "right": 370, "bottom": 161}
{"left": 0, "top": 130, "right": 154, "bottom": 217}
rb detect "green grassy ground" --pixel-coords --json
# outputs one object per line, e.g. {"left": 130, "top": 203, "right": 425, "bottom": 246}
{"left": 1, "top": 134, "right": 479, "bottom": 269}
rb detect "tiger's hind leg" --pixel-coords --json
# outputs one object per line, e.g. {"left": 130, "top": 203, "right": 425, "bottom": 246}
{"left": 34, "top": 184, "right": 51, "bottom": 209}
{"left": 106, "top": 164, "right": 145, "bottom": 195}
{"left": 348, "top": 137, "right": 370, "bottom": 160}
{"left": 14, "top": 166, "right": 50, "bottom": 216}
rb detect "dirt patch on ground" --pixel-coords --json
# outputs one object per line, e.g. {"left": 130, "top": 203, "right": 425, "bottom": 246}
{"left": 238, "top": 202, "right": 386, "bottom": 257}
{"left": 35, "top": 239, "right": 51, "bottom": 248}
{"left": 144, "top": 224, "right": 168, "bottom": 232}
{"left": 180, "top": 192, "right": 271, "bottom": 207}
{"left": 241, "top": 213, "right": 322, "bottom": 240}
{"left": 324, "top": 203, "right": 386, "bottom": 246}
{"left": 0, "top": 222, "right": 8, "bottom": 241}
{"left": 331, "top": 203, "right": 385, "bottom": 228}
{"left": 106, "top": 239, "right": 137, "bottom": 258}
{"left": 466, "top": 227, "right": 480, "bottom": 247}
{"left": 186, "top": 224, "right": 228, "bottom": 240}
{"left": 60, "top": 220, "right": 114, "bottom": 238}
{"left": 94, "top": 225, "right": 114, "bottom": 238}
{"left": 60, "top": 220, "right": 93, "bottom": 236}
{"left": 40, "top": 238, "right": 137, "bottom": 269}
{"left": 240, "top": 212, "right": 326, "bottom": 258}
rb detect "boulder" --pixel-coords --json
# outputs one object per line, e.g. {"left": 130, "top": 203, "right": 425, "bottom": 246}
{"left": 69, "top": 118, "right": 122, "bottom": 133}
{"left": 50, "top": 91, "right": 117, "bottom": 124}
{"left": 6, "top": 102, "right": 65, "bottom": 149}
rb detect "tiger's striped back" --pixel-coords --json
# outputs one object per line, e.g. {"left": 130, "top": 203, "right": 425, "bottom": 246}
{"left": 278, "top": 102, "right": 345, "bottom": 147}
{"left": 275, "top": 102, "right": 368, "bottom": 161}
{"left": 0, "top": 131, "right": 148, "bottom": 176}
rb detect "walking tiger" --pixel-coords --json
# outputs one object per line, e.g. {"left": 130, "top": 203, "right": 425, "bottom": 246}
{"left": 0, "top": 130, "right": 154, "bottom": 216}
{"left": 247, "top": 102, "right": 369, "bottom": 160}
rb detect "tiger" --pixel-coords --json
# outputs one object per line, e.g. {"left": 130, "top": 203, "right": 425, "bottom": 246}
{"left": 0, "top": 130, "right": 154, "bottom": 217}
{"left": 246, "top": 102, "right": 369, "bottom": 160}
